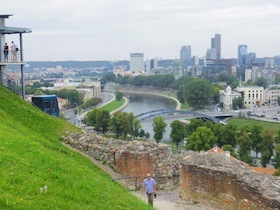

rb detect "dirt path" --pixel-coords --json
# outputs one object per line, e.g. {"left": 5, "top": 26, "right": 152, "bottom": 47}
{"left": 132, "top": 190, "right": 214, "bottom": 210}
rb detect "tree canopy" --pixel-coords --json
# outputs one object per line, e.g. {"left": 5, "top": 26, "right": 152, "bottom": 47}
{"left": 181, "top": 79, "right": 214, "bottom": 109}
{"left": 170, "top": 120, "right": 186, "bottom": 148}
{"left": 152, "top": 116, "right": 167, "bottom": 143}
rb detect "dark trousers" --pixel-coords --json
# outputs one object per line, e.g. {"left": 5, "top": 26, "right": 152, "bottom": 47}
{"left": 146, "top": 192, "right": 154, "bottom": 206}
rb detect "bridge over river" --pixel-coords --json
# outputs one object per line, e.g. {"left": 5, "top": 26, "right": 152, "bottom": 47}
{"left": 136, "top": 108, "right": 235, "bottom": 124}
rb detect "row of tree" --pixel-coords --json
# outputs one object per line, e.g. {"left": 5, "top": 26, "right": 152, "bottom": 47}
{"left": 182, "top": 118, "right": 280, "bottom": 169}
{"left": 84, "top": 109, "right": 149, "bottom": 140}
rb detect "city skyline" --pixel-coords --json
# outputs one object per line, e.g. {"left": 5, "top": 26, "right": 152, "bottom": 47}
{"left": 1, "top": 0, "right": 280, "bottom": 61}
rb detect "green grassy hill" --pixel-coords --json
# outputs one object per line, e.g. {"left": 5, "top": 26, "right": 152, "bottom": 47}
{"left": 0, "top": 86, "right": 148, "bottom": 209}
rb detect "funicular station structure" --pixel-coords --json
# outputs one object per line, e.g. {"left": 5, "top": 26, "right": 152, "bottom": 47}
{"left": 0, "top": 14, "right": 31, "bottom": 99}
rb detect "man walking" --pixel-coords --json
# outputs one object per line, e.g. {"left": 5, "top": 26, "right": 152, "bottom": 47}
{"left": 142, "top": 173, "right": 157, "bottom": 207}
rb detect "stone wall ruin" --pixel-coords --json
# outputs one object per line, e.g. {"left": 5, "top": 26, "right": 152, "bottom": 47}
{"left": 63, "top": 131, "right": 280, "bottom": 209}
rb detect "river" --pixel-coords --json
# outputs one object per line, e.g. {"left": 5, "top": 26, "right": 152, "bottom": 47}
{"left": 122, "top": 92, "right": 177, "bottom": 142}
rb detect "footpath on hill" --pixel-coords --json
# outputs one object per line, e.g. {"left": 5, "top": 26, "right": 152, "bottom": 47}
{"left": 62, "top": 142, "right": 214, "bottom": 210}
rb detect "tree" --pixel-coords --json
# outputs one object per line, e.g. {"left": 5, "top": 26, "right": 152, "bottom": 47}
{"left": 275, "top": 74, "right": 280, "bottom": 84}
{"left": 84, "top": 109, "right": 110, "bottom": 133}
{"left": 212, "top": 123, "right": 225, "bottom": 147}
{"left": 275, "top": 130, "right": 280, "bottom": 144}
{"left": 171, "top": 76, "right": 194, "bottom": 90}
{"left": 222, "top": 144, "right": 239, "bottom": 159}
{"left": 255, "top": 77, "right": 268, "bottom": 89}
{"left": 145, "top": 132, "right": 150, "bottom": 140}
{"left": 183, "top": 79, "right": 214, "bottom": 109}
{"left": 216, "top": 70, "right": 237, "bottom": 86}
{"left": 101, "top": 72, "right": 116, "bottom": 83}
{"left": 84, "top": 108, "right": 99, "bottom": 127}
{"left": 133, "top": 75, "right": 145, "bottom": 86}
{"left": 127, "top": 112, "right": 141, "bottom": 139}
{"left": 34, "top": 89, "right": 44, "bottom": 95}
{"left": 98, "top": 110, "right": 111, "bottom": 134}
{"left": 177, "top": 85, "right": 185, "bottom": 103}
{"left": 170, "top": 120, "right": 186, "bottom": 148}
{"left": 272, "top": 144, "right": 280, "bottom": 169}
{"left": 249, "top": 125, "right": 263, "bottom": 158}
{"left": 57, "top": 89, "right": 84, "bottom": 107}
{"left": 186, "top": 126, "right": 215, "bottom": 151}
{"left": 246, "top": 79, "right": 254, "bottom": 86}
{"left": 185, "top": 118, "right": 205, "bottom": 136}
{"left": 212, "top": 84, "right": 222, "bottom": 104}
{"left": 110, "top": 112, "right": 125, "bottom": 138}
{"left": 237, "top": 131, "right": 254, "bottom": 165}
{"left": 260, "top": 130, "right": 275, "bottom": 167}
{"left": 138, "top": 129, "right": 145, "bottom": 138}
{"left": 152, "top": 116, "right": 167, "bottom": 143}
{"left": 221, "top": 124, "right": 237, "bottom": 147}
{"left": 232, "top": 97, "right": 244, "bottom": 110}
{"left": 115, "top": 90, "right": 123, "bottom": 101}
{"left": 81, "top": 97, "right": 102, "bottom": 109}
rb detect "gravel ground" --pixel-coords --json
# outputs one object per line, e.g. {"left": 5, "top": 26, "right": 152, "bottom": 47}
{"left": 133, "top": 190, "right": 215, "bottom": 210}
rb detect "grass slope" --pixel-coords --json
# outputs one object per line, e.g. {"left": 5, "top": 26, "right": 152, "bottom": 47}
{"left": 0, "top": 86, "right": 148, "bottom": 210}
{"left": 227, "top": 118, "right": 280, "bottom": 132}
{"left": 99, "top": 98, "right": 125, "bottom": 112}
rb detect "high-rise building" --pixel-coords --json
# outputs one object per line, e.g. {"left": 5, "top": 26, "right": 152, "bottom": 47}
{"left": 191, "top": 55, "right": 199, "bottom": 66}
{"left": 180, "top": 45, "right": 191, "bottom": 67}
{"left": 206, "top": 48, "right": 216, "bottom": 60}
{"left": 246, "top": 52, "right": 256, "bottom": 66}
{"left": 238, "top": 45, "right": 247, "bottom": 66}
{"left": 211, "top": 34, "right": 221, "bottom": 60}
{"left": 130, "top": 53, "right": 144, "bottom": 73}
{"left": 145, "top": 57, "right": 158, "bottom": 74}
{"left": 151, "top": 57, "right": 158, "bottom": 70}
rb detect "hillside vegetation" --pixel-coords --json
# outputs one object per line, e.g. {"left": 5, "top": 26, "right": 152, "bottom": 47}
{"left": 0, "top": 86, "right": 147, "bottom": 209}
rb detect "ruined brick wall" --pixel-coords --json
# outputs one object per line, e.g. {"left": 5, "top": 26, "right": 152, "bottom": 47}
{"left": 63, "top": 132, "right": 280, "bottom": 209}
{"left": 63, "top": 132, "right": 177, "bottom": 189}
{"left": 115, "top": 152, "right": 156, "bottom": 187}
{"left": 180, "top": 153, "right": 280, "bottom": 210}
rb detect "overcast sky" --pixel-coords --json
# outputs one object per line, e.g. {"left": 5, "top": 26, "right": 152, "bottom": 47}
{"left": 1, "top": 0, "right": 280, "bottom": 61}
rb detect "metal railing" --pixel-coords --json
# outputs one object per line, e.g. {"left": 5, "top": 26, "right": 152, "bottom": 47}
{"left": 1, "top": 50, "right": 22, "bottom": 63}
{"left": 0, "top": 71, "right": 21, "bottom": 95}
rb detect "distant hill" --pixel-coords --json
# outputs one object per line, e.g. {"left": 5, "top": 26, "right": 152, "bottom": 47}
{"left": 0, "top": 85, "right": 147, "bottom": 209}
{"left": 7, "top": 59, "right": 175, "bottom": 71}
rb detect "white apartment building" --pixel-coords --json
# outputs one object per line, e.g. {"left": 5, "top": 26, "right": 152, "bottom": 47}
{"left": 245, "top": 67, "right": 262, "bottom": 83}
{"left": 219, "top": 86, "right": 241, "bottom": 110}
{"left": 77, "top": 81, "right": 101, "bottom": 100}
{"left": 236, "top": 86, "right": 264, "bottom": 108}
{"left": 264, "top": 87, "right": 280, "bottom": 106}
{"left": 130, "top": 53, "right": 144, "bottom": 73}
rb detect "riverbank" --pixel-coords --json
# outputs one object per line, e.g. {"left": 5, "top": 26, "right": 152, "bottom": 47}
{"left": 105, "top": 83, "right": 181, "bottom": 110}
{"left": 79, "top": 93, "right": 129, "bottom": 119}
{"left": 108, "top": 97, "right": 129, "bottom": 115}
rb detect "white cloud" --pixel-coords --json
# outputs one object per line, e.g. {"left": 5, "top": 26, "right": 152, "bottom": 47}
{"left": 1, "top": 0, "right": 280, "bottom": 61}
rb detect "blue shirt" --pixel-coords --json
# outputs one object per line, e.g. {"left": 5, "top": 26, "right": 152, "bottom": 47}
{"left": 142, "top": 178, "right": 157, "bottom": 193}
